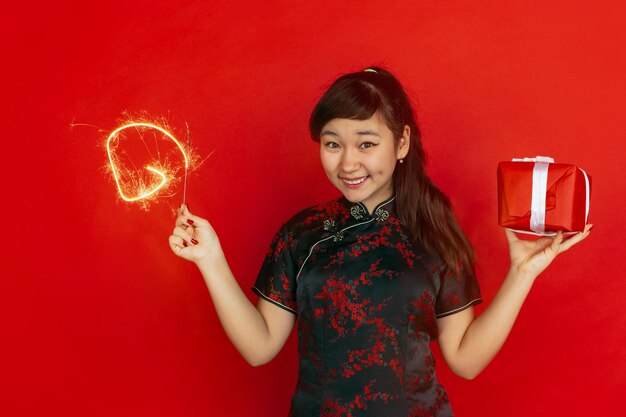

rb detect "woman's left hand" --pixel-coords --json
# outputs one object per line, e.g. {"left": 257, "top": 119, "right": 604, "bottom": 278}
{"left": 505, "top": 224, "right": 593, "bottom": 281}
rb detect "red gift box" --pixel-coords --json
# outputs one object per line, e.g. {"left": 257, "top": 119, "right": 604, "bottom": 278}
{"left": 498, "top": 156, "right": 591, "bottom": 235}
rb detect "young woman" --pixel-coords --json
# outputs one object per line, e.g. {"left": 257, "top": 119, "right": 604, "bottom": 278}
{"left": 169, "top": 67, "right": 592, "bottom": 416}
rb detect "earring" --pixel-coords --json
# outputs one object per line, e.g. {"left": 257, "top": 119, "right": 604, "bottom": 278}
{"left": 399, "top": 159, "right": 404, "bottom": 164}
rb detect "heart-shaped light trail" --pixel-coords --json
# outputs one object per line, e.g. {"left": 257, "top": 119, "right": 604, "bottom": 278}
{"left": 106, "top": 122, "right": 189, "bottom": 202}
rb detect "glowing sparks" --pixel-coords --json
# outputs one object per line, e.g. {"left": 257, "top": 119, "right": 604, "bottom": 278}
{"left": 106, "top": 121, "right": 192, "bottom": 208}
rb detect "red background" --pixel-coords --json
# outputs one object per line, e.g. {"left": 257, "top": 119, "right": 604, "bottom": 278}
{"left": 2, "top": 1, "right": 624, "bottom": 416}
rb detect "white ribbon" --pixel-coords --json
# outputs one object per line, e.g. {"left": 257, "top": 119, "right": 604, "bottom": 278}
{"left": 530, "top": 159, "right": 552, "bottom": 233}
{"left": 512, "top": 156, "right": 555, "bottom": 235}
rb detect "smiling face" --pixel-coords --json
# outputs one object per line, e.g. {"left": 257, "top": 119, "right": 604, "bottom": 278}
{"left": 319, "top": 114, "right": 410, "bottom": 213}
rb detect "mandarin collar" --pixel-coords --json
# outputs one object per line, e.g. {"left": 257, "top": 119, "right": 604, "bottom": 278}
{"left": 341, "top": 195, "right": 396, "bottom": 222}
{"left": 321, "top": 196, "right": 395, "bottom": 243}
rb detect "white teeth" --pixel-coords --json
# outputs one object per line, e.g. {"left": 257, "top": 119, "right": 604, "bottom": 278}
{"left": 343, "top": 177, "right": 367, "bottom": 185}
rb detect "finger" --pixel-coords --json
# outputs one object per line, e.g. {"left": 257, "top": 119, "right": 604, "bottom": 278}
{"left": 534, "top": 236, "right": 555, "bottom": 252}
{"left": 168, "top": 234, "right": 187, "bottom": 254}
{"left": 172, "top": 226, "right": 196, "bottom": 244}
{"left": 177, "top": 203, "right": 192, "bottom": 217}
{"left": 176, "top": 214, "right": 195, "bottom": 228}
{"left": 563, "top": 224, "right": 593, "bottom": 240}
{"left": 559, "top": 226, "right": 592, "bottom": 253}
{"left": 176, "top": 212, "right": 208, "bottom": 228}
{"left": 548, "top": 230, "right": 564, "bottom": 254}
{"left": 558, "top": 236, "right": 582, "bottom": 253}
{"left": 179, "top": 204, "right": 209, "bottom": 225}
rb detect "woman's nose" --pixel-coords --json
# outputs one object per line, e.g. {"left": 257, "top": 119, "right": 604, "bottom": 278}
{"left": 340, "top": 149, "right": 360, "bottom": 172}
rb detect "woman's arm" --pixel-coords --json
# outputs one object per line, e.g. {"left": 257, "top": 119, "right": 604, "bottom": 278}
{"left": 437, "top": 268, "right": 533, "bottom": 379}
{"left": 169, "top": 205, "right": 296, "bottom": 366}
{"left": 436, "top": 225, "right": 593, "bottom": 379}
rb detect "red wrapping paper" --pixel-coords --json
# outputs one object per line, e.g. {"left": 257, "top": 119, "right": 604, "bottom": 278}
{"left": 497, "top": 159, "right": 591, "bottom": 234}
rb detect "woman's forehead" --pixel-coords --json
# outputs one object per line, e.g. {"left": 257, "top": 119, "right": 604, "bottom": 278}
{"left": 321, "top": 114, "right": 390, "bottom": 135}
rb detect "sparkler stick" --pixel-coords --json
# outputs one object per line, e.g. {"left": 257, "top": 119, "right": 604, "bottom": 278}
{"left": 182, "top": 122, "right": 190, "bottom": 207}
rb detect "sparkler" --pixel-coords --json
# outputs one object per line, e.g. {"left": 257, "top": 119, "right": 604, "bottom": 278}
{"left": 106, "top": 121, "right": 190, "bottom": 205}
{"left": 183, "top": 122, "right": 190, "bottom": 206}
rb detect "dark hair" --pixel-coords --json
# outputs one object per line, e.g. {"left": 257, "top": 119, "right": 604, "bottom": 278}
{"left": 309, "top": 66, "right": 476, "bottom": 278}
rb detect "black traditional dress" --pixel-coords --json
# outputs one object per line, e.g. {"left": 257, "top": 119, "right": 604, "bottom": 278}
{"left": 252, "top": 196, "right": 482, "bottom": 417}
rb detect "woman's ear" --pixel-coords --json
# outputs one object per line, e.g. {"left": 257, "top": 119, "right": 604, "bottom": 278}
{"left": 397, "top": 125, "right": 411, "bottom": 159}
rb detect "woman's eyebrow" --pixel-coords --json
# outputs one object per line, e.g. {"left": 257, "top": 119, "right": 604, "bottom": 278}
{"left": 356, "top": 130, "right": 381, "bottom": 137}
{"left": 320, "top": 129, "right": 338, "bottom": 137}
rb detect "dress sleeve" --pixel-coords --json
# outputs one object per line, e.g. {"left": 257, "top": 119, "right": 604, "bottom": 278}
{"left": 434, "top": 262, "right": 482, "bottom": 318}
{"left": 252, "top": 223, "right": 298, "bottom": 316}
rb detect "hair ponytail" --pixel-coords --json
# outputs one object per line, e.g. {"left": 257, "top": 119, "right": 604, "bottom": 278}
{"left": 395, "top": 150, "right": 476, "bottom": 277}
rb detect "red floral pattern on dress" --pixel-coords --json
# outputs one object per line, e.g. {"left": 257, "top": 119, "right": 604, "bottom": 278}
{"left": 254, "top": 197, "right": 482, "bottom": 416}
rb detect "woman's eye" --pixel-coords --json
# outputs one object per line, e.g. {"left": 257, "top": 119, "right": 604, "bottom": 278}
{"left": 325, "top": 142, "right": 339, "bottom": 149}
{"left": 360, "top": 142, "right": 376, "bottom": 149}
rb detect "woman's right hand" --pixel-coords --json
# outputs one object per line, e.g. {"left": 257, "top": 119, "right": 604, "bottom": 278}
{"left": 169, "top": 204, "right": 223, "bottom": 265}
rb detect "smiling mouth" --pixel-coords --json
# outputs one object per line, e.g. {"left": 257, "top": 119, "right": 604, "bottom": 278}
{"left": 341, "top": 176, "right": 369, "bottom": 186}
